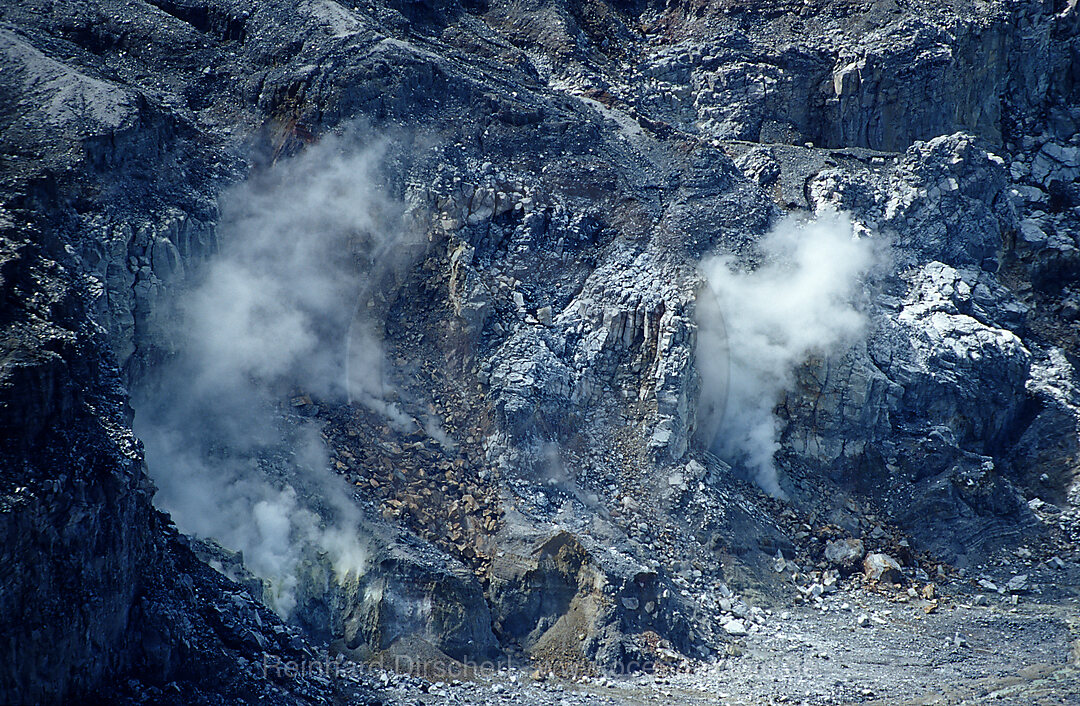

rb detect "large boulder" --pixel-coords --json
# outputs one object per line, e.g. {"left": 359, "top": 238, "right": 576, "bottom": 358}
{"left": 824, "top": 538, "right": 865, "bottom": 574}
{"left": 863, "top": 553, "right": 903, "bottom": 584}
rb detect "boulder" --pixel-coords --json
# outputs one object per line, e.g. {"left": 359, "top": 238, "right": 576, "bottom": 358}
{"left": 723, "top": 619, "right": 748, "bottom": 637}
{"left": 824, "top": 538, "right": 865, "bottom": 573}
{"left": 863, "top": 553, "right": 903, "bottom": 584}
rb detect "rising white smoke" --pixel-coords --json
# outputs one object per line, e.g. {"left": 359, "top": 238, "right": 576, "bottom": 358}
{"left": 697, "top": 209, "right": 877, "bottom": 499}
{"left": 135, "top": 132, "right": 419, "bottom": 616}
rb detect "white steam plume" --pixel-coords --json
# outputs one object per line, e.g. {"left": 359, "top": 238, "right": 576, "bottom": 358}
{"left": 135, "top": 132, "right": 418, "bottom": 616}
{"left": 697, "top": 209, "right": 877, "bottom": 499}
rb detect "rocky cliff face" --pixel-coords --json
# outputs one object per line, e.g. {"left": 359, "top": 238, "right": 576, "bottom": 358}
{"left": 2, "top": 0, "right": 1079, "bottom": 703}
{"left": 0, "top": 190, "right": 359, "bottom": 703}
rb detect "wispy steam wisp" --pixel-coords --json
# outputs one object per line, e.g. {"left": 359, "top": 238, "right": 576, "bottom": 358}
{"left": 697, "top": 210, "right": 877, "bottom": 498}
{"left": 135, "top": 133, "right": 417, "bottom": 616}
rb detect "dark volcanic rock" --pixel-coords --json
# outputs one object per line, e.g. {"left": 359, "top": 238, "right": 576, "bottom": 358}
{"left": 0, "top": 229, "right": 351, "bottom": 703}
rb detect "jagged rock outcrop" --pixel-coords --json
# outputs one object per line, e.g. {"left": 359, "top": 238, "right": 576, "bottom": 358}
{"left": 611, "top": 0, "right": 1080, "bottom": 151}
{"left": 292, "top": 523, "right": 500, "bottom": 664}
{"left": 485, "top": 511, "right": 709, "bottom": 670}
{"left": 0, "top": 218, "right": 354, "bottom": 704}
{"left": 764, "top": 130, "right": 1077, "bottom": 563}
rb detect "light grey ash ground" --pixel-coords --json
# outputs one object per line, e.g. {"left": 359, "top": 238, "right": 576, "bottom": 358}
{"left": 365, "top": 555, "right": 1080, "bottom": 706}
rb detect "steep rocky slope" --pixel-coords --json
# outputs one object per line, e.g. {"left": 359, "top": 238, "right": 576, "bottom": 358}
{"left": 1, "top": 0, "right": 1079, "bottom": 703}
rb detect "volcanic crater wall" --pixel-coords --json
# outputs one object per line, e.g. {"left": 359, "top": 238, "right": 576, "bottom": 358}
{"left": 2, "top": 0, "right": 1080, "bottom": 703}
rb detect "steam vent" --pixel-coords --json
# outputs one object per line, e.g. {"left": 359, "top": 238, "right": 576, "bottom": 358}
{"left": 3, "top": 0, "right": 1080, "bottom": 703}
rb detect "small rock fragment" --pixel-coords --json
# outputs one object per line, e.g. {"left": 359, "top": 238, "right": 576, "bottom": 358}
{"left": 723, "top": 619, "right": 748, "bottom": 636}
{"left": 1005, "top": 574, "right": 1029, "bottom": 593}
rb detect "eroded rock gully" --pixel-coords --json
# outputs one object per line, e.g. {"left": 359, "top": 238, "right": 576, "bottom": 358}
{"left": 2, "top": 0, "right": 1079, "bottom": 704}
